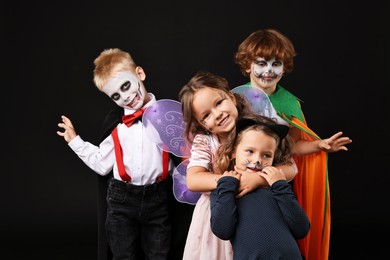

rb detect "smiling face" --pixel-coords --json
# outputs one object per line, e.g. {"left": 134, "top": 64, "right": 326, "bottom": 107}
{"left": 234, "top": 129, "right": 277, "bottom": 173}
{"left": 248, "top": 57, "right": 284, "bottom": 95}
{"left": 102, "top": 70, "right": 148, "bottom": 110}
{"left": 192, "top": 87, "right": 238, "bottom": 141}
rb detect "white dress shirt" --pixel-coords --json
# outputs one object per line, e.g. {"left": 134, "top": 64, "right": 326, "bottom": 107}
{"left": 68, "top": 93, "right": 175, "bottom": 186}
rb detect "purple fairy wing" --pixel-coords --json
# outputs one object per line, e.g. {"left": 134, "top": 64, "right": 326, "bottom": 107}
{"left": 231, "top": 85, "right": 278, "bottom": 119}
{"left": 143, "top": 99, "right": 198, "bottom": 204}
{"left": 143, "top": 99, "right": 191, "bottom": 158}
{"left": 172, "top": 159, "right": 201, "bottom": 205}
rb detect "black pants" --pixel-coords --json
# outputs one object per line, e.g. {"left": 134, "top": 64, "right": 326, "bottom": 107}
{"left": 105, "top": 178, "right": 171, "bottom": 260}
{"left": 97, "top": 175, "right": 195, "bottom": 260}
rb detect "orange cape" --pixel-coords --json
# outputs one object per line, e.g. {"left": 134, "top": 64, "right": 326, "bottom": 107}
{"left": 269, "top": 85, "right": 330, "bottom": 260}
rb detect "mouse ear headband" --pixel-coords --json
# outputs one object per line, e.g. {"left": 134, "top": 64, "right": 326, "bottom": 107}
{"left": 236, "top": 117, "right": 289, "bottom": 140}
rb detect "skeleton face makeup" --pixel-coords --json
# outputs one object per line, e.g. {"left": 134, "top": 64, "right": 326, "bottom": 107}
{"left": 102, "top": 71, "right": 147, "bottom": 109}
{"left": 252, "top": 57, "right": 284, "bottom": 85}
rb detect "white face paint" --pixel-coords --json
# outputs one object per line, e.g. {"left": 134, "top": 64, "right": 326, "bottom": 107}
{"left": 102, "top": 71, "right": 147, "bottom": 109}
{"left": 253, "top": 57, "right": 284, "bottom": 84}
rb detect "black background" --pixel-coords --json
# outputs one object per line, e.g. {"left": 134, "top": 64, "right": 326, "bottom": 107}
{"left": 2, "top": 1, "right": 388, "bottom": 259}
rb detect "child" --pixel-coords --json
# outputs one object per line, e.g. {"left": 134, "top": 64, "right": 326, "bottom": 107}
{"left": 178, "top": 71, "right": 298, "bottom": 260}
{"left": 210, "top": 115, "right": 310, "bottom": 260}
{"left": 57, "top": 48, "right": 179, "bottom": 259}
{"left": 234, "top": 28, "right": 353, "bottom": 259}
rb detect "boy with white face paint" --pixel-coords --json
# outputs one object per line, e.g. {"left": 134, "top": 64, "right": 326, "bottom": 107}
{"left": 102, "top": 71, "right": 149, "bottom": 109}
{"left": 234, "top": 29, "right": 352, "bottom": 260}
{"left": 57, "top": 48, "right": 189, "bottom": 259}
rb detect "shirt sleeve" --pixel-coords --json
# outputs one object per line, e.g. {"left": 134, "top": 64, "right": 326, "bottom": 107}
{"left": 187, "top": 134, "right": 213, "bottom": 170}
{"left": 271, "top": 180, "right": 311, "bottom": 239}
{"left": 68, "top": 135, "right": 115, "bottom": 175}
{"left": 210, "top": 176, "right": 239, "bottom": 240}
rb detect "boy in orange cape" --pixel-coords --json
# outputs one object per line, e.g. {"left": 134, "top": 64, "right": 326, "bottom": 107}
{"left": 234, "top": 28, "right": 352, "bottom": 260}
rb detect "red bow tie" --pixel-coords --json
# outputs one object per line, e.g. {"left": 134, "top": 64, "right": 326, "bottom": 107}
{"left": 122, "top": 108, "right": 146, "bottom": 127}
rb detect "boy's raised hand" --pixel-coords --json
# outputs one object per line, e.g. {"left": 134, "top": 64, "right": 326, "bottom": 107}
{"left": 319, "top": 131, "right": 352, "bottom": 153}
{"left": 57, "top": 115, "right": 77, "bottom": 143}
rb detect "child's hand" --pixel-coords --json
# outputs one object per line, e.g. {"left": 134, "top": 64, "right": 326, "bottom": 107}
{"left": 319, "top": 131, "right": 352, "bottom": 153}
{"left": 222, "top": 170, "right": 241, "bottom": 180}
{"left": 258, "top": 166, "right": 286, "bottom": 186}
{"left": 235, "top": 165, "right": 266, "bottom": 198}
{"left": 57, "top": 115, "right": 77, "bottom": 143}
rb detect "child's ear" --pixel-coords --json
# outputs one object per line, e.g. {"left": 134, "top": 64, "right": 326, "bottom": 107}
{"left": 135, "top": 66, "right": 146, "bottom": 81}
